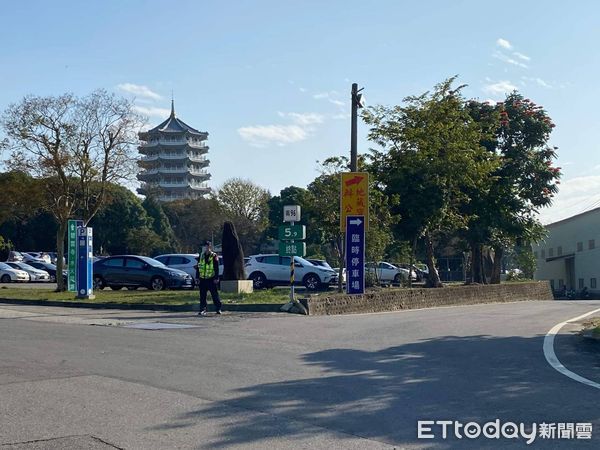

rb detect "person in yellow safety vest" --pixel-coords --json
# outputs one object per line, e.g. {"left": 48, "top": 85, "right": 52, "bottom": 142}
{"left": 195, "top": 240, "right": 222, "bottom": 316}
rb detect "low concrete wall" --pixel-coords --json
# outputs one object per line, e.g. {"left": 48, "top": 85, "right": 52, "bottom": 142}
{"left": 0, "top": 298, "right": 284, "bottom": 313}
{"left": 300, "top": 281, "right": 553, "bottom": 316}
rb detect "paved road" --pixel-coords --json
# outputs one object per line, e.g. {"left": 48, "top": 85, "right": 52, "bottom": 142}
{"left": 1, "top": 300, "right": 600, "bottom": 449}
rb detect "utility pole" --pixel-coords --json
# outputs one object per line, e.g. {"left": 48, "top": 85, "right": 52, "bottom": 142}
{"left": 340, "top": 83, "right": 365, "bottom": 293}
{"left": 350, "top": 83, "right": 364, "bottom": 172}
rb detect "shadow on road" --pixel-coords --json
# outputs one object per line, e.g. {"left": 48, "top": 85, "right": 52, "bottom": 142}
{"left": 148, "top": 335, "right": 600, "bottom": 448}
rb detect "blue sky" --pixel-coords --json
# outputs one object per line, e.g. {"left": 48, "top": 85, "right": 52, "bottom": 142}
{"left": 1, "top": 0, "right": 599, "bottom": 223}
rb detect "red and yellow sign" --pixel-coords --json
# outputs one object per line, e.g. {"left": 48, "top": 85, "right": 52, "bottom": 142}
{"left": 340, "top": 172, "right": 369, "bottom": 231}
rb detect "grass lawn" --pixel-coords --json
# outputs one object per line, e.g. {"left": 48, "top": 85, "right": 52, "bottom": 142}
{"left": 0, "top": 286, "right": 289, "bottom": 305}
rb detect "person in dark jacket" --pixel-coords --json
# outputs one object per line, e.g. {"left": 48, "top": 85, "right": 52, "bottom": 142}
{"left": 195, "top": 240, "right": 222, "bottom": 316}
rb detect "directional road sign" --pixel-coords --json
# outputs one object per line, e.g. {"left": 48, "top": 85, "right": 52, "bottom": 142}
{"left": 345, "top": 215, "right": 365, "bottom": 294}
{"left": 340, "top": 172, "right": 369, "bottom": 231}
{"left": 278, "top": 224, "right": 306, "bottom": 241}
{"left": 279, "top": 241, "right": 306, "bottom": 257}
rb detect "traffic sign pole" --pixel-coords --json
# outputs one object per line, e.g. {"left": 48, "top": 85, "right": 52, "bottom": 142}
{"left": 290, "top": 221, "right": 295, "bottom": 302}
{"left": 281, "top": 205, "right": 304, "bottom": 303}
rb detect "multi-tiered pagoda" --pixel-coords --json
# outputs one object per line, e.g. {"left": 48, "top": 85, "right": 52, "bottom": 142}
{"left": 137, "top": 101, "right": 210, "bottom": 201}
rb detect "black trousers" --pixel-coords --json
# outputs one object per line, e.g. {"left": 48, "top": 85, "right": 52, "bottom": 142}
{"left": 199, "top": 278, "right": 221, "bottom": 311}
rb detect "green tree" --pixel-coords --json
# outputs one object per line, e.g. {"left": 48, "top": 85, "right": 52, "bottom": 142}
{"left": 142, "top": 196, "right": 178, "bottom": 253}
{"left": 162, "top": 198, "right": 226, "bottom": 253}
{"left": 465, "top": 93, "right": 560, "bottom": 283}
{"left": 2, "top": 91, "right": 142, "bottom": 290}
{"left": 215, "top": 178, "right": 271, "bottom": 254}
{"left": 364, "top": 77, "right": 498, "bottom": 287}
{"left": 90, "top": 184, "right": 151, "bottom": 255}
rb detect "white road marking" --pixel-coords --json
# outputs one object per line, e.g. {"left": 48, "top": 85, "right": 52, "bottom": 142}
{"left": 543, "top": 307, "right": 600, "bottom": 390}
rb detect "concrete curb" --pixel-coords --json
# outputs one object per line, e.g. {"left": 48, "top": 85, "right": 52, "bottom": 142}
{"left": 0, "top": 298, "right": 285, "bottom": 313}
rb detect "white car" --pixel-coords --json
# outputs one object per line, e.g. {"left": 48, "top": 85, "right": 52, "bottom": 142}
{"left": 246, "top": 254, "right": 337, "bottom": 290}
{"left": 366, "top": 261, "right": 414, "bottom": 284}
{"left": 154, "top": 254, "right": 224, "bottom": 281}
{"left": 5, "top": 262, "right": 50, "bottom": 282}
{"left": 0, "top": 262, "right": 30, "bottom": 283}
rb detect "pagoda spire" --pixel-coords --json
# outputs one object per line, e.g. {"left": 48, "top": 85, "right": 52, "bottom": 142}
{"left": 170, "top": 91, "right": 175, "bottom": 118}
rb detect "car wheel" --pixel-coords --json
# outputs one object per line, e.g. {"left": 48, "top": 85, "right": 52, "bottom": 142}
{"left": 50, "top": 274, "right": 56, "bottom": 283}
{"left": 93, "top": 276, "right": 105, "bottom": 290}
{"left": 393, "top": 274, "right": 402, "bottom": 285}
{"left": 303, "top": 273, "right": 321, "bottom": 291}
{"left": 250, "top": 272, "right": 267, "bottom": 290}
{"left": 150, "top": 276, "right": 165, "bottom": 291}
{"left": 0, "top": 274, "right": 11, "bottom": 283}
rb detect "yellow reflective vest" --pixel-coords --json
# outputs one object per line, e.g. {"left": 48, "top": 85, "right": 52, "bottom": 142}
{"left": 199, "top": 252, "right": 217, "bottom": 279}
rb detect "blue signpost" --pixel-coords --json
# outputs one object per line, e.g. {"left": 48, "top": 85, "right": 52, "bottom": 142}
{"left": 76, "top": 226, "right": 94, "bottom": 299}
{"left": 345, "top": 215, "right": 365, "bottom": 294}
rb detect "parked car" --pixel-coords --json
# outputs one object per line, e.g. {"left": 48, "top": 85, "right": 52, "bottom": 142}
{"left": 5, "top": 262, "right": 50, "bottom": 282}
{"left": 366, "top": 261, "right": 414, "bottom": 284}
{"left": 47, "top": 252, "right": 65, "bottom": 265}
{"left": 21, "top": 252, "right": 48, "bottom": 264}
{"left": 395, "top": 263, "right": 419, "bottom": 281}
{"left": 154, "top": 253, "right": 224, "bottom": 281}
{"left": 415, "top": 263, "right": 429, "bottom": 280}
{"left": 307, "top": 259, "right": 334, "bottom": 270}
{"left": 332, "top": 267, "right": 347, "bottom": 284}
{"left": 93, "top": 255, "right": 193, "bottom": 291}
{"left": 27, "top": 261, "right": 68, "bottom": 283}
{"left": 6, "top": 251, "right": 24, "bottom": 262}
{"left": 0, "top": 262, "right": 30, "bottom": 283}
{"left": 245, "top": 254, "right": 337, "bottom": 290}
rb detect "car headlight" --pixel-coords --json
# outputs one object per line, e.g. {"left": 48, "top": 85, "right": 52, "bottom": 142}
{"left": 168, "top": 271, "right": 184, "bottom": 278}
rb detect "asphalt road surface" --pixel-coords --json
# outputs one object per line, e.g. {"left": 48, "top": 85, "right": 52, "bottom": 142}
{"left": 1, "top": 300, "right": 600, "bottom": 449}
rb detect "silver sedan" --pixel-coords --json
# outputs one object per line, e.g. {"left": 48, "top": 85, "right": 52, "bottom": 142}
{"left": 5, "top": 262, "right": 51, "bottom": 282}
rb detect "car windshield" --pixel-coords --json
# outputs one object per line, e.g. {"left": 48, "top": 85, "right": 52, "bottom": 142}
{"left": 295, "top": 256, "right": 318, "bottom": 267}
{"left": 17, "top": 263, "right": 36, "bottom": 270}
{"left": 0, "top": 263, "right": 11, "bottom": 270}
{"left": 137, "top": 256, "right": 166, "bottom": 267}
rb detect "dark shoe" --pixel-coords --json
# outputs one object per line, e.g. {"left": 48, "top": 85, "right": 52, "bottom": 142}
{"left": 198, "top": 310, "right": 207, "bottom": 316}
{"left": 216, "top": 310, "right": 222, "bottom": 315}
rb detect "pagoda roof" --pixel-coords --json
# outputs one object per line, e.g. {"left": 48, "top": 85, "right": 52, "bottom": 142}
{"left": 142, "top": 100, "right": 206, "bottom": 136}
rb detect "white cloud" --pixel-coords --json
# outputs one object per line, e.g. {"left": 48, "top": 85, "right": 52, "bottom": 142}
{"left": 522, "top": 77, "right": 552, "bottom": 88}
{"left": 482, "top": 80, "right": 518, "bottom": 95}
{"left": 313, "top": 90, "right": 340, "bottom": 100}
{"left": 496, "top": 38, "right": 512, "bottom": 50}
{"left": 538, "top": 175, "right": 600, "bottom": 224}
{"left": 329, "top": 99, "right": 345, "bottom": 107}
{"left": 237, "top": 125, "right": 308, "bottom": 147}
{"left": 117, "top": 83, "right": 162, "bottom": 100}
{"left": 277, "top": 112, "right": 324, "bottom": 126}
{"left": 332, "top": 113, "right": 350, "bottom": 120}
{"left": 493, "top": 51, "right": 528, "bottom": 69}
{"left": 513, "top": 51, "right": 531, "bottom": 61}
{"left": 299, "top": 87, "right": 307, "bottom": 93}
{"left": 239, "top": 111, "right": 327, "bottom": 147}
{"left": 133, "top": 105, "right": 170, "bottom": 118}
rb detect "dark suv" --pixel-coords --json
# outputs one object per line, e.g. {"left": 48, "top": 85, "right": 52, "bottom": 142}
{"left": 93, "top": 255, "right": 193, "bottom": 291}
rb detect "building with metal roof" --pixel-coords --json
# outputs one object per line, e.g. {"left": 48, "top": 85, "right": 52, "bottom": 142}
{"left": 137, "top": 101, "right": 210, "bottom": 201}
{"left": 533, "top": 207, "right": 600, "bottom": 295}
